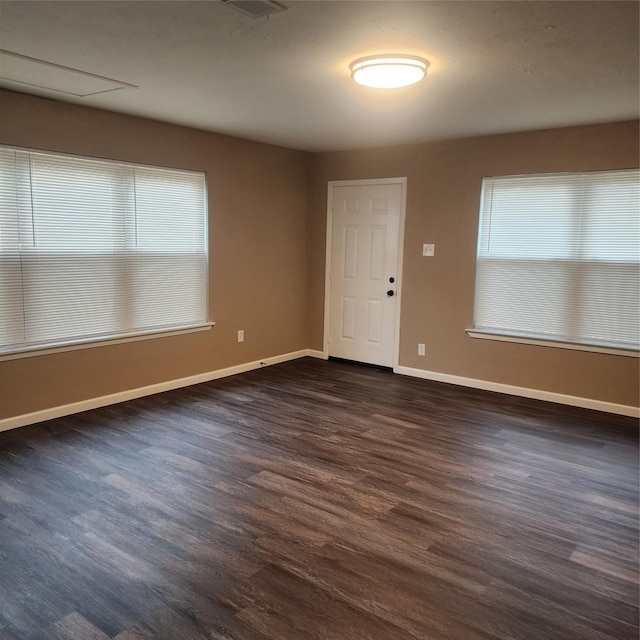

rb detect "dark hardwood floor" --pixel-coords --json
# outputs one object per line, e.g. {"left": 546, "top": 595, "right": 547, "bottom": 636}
{"left": 0, "top": 357, "right": 637, "bottom": 640}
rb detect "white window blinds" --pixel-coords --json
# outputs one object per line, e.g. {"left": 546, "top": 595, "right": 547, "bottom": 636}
{"left": 0, "top": 147, "right": 208, "bottom": 356}
{"left": 473, "top": 169, "right": 640, "bottom": 351}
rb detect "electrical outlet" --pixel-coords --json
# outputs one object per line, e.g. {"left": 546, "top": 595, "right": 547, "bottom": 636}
{"left": 237, "top": 329, "right": 244, "bottom": 342}
{"left": 418, "top": 343, "right": 425, "bottom": 356}
{"left": 422, "top": 243, "right": 435, "bottom": 257}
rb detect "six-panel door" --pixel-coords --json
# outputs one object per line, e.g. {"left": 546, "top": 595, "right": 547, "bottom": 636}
{"left": 328, "top": 183, "right": 402, "bottom": 366}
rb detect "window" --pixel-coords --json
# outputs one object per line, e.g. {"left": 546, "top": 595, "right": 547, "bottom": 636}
{"left": 0, "top": 147, "right": 209, "bottom": 357}
{"left": 472, "top": 169, "right": 639, "bottom": 352}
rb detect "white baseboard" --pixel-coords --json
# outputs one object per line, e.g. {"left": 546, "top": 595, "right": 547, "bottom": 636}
{"left": 0, "top": 349, "right": 315, "bottom": 433}
{"left": 4, "top": 353, "right": 636, "bottom": 433}
{"left": 394, "top": 365, "right": 640, "bottom": 418}
{"left": 306, "top": 349, "right": 328, "bottom": 359}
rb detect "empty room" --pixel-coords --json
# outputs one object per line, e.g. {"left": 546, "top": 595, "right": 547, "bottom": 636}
{"left": 0, "top": 1, "right": 638, "bottom": 639}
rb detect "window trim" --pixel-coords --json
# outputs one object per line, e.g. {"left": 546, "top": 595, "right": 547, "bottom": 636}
{"left": 0, "top": 322, "right": 215, "bottom": 362}
{"left": 0, "top": 144, "right": 211, "bottom": 359}
{"left": 466, "top": 328, "right": 639, "bottom": 358}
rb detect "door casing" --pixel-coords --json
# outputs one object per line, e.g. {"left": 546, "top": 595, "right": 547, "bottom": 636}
{"left": 323, "top": 177, "right": 407, "bottom": 369}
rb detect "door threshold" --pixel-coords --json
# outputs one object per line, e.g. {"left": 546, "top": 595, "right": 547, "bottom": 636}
{"left": 328, "top": 357, "right": 393, "bottom": 372}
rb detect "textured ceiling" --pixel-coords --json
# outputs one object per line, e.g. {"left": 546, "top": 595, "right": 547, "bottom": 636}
{"left": 0, "top": 1, "right": 638, "bottom": 152}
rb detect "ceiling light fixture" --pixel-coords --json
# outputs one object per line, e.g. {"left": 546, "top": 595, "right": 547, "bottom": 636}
{"left": 350, "top": 55, "right": 429, "bottom": 89}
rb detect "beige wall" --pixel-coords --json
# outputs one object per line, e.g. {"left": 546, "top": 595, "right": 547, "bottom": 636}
{"left": 1, "top": 89, "right": 637, "bottom": 420}
{"left": 0, "top": 89, "right": 312, "bottom": 420}
{"left": 310, "top": 121, "right": 640, "bottom": 408}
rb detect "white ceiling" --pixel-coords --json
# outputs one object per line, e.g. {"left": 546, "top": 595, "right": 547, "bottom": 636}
{"left": 0, "top": 1, "right": 638, "bottom": 152}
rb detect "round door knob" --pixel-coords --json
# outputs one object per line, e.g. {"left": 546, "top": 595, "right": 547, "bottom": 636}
{"left": 389, "top": 277, "right": 395, "bottom": 283}
{"left": 387, "top": 290, "right": 395, "bottom": 297}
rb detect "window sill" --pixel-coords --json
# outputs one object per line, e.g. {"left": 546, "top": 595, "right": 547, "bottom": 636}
{"left": 0, "top": 323, "right": 215, "bottom": 362}
{"left": 466, "top": 329, "right": 639, "bottom": 358}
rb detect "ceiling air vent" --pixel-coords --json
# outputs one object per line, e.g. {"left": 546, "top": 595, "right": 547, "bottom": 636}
{"left": 219, "top": 0, "right": 286, "bottom": 18}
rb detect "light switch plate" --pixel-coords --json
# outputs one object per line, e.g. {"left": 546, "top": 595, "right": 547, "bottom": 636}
{"left": 423, "top": 243, "right": 435, "bottom": 257}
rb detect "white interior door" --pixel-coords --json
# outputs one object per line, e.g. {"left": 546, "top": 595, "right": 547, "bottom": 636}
{"left": 327, "top": 181, "right": 403, "bottom": 367}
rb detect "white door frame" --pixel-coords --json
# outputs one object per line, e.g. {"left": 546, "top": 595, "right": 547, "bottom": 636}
{"left": 323, "top": 177, "right": 407, "bottom": 369}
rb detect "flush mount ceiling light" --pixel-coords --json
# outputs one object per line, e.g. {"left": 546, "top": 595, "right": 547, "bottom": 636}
{"left": 350, "top": 55, "right": 429, "bottom": 89}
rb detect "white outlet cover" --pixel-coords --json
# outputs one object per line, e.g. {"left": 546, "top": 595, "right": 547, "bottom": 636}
{"left": 422, "top": 243, "right": 435, "bottom": 257}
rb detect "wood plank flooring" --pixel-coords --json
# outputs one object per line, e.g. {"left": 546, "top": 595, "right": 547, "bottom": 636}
{"left": 0, "top": 357, "right": 637, "bottom": 639}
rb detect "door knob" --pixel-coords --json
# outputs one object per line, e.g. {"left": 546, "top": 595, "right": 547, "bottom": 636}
{"left": 389, "top": 277, "right": 395, "bottom": 283}
{"left": 387, "top": 290, "right": 395, "bottom": 297}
